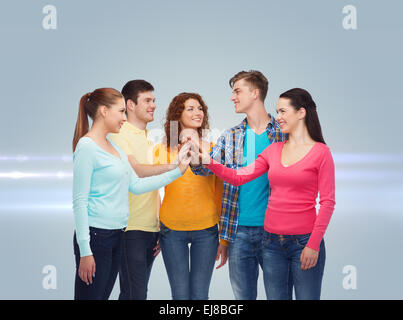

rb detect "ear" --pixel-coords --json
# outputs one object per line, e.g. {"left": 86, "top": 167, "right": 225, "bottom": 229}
{"left": 126, "top": 99, "right": 135, "bottom": 112}
{"left": 99, "top": 105, "right": 108, "bottom": 118}
{"left": 298, "top": 107, "right": 306, "bottom": 120}
{"left": 252, "top": 88, "right": 260, "bottom": 100}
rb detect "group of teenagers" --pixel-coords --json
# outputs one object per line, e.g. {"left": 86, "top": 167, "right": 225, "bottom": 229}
{"left": 72, "top": 70, "right": 336, "bottom": 300}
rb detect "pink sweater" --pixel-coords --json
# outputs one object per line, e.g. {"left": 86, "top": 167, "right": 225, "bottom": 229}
{"left": 207, "top": 141, "right": 335, "bottom": 251}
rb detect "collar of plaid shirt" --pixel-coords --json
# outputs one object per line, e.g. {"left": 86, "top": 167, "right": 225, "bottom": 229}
{"left": 217, "top": 113, "right": 287, "bottom": 244}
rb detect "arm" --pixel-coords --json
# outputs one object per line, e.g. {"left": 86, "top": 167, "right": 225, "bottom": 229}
{"left": 207, "top": 150, "right": 270, "bottom": 186}
{"left": 127, "top": 154, "right": 177, "bottom": 178}
{"left": 127, "top": 163, "right": 182, "bottom": 195}
{"left": 72, "top": 143, "right": 94, "bottom": 258}
{"left": 126, "top": 143, "right": 191, "bottom": 194}
{"left": 306, "top": 148, "right": 336, "bottom": 251}
{"left": 191, "top": 133, "right": 226, "bottom": 176}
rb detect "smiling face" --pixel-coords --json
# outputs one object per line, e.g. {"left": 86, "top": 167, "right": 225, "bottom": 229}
{"left": 275, "top": 97, "right": 306, "bottom": 134}
{"left": 102, "top": 97, "right": 127, "bottom": 133}
{"left": 230, "top": 79, "right": 258, "bottom": 114}
{"left": 132, "top": 91, "right": 156, "bottom": 123}
{"left": 179, "top": 98, "right": 204, "bottom": 130}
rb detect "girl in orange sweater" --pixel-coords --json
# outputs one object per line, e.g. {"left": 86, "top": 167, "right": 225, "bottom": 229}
{"left": 154, "top": 92, "right": 223, "bottom": 300}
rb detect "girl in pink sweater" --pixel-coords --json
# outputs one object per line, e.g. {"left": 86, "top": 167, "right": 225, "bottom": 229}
{"left": 199, "top": 88, "right": 335, "bottom": 300}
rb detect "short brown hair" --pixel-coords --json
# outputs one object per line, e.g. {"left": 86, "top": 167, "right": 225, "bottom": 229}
{"left": 229, "top": 70, "right": 269, "bottom": 102}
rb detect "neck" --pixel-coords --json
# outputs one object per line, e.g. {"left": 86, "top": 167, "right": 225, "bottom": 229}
{"left": 287, "top": 124, "right": 315, "bottom": 145}
{"left": 88, "top": 120, "right": 109, "bottom": 142}
{"left": 127, "top": 114, "right": 147, "bottom": 131}
{"left": 245, "top": 102, "right": 270, "bottom": 131}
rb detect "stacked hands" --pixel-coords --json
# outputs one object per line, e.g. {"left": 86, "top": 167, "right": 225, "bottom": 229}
{"left": 177, "top": 136, "right": 211, "bottom": 172}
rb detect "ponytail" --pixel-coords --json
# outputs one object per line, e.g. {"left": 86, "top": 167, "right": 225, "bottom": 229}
{"left": 72, "top": 93, "right": 91, "bottom": 152}
{"left": 72, "top": 88, "right": 124, "bottom": 152}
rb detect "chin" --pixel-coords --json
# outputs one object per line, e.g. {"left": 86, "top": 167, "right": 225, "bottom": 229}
{"left": 192, "top": 123, "right": 202, "bottom": 128}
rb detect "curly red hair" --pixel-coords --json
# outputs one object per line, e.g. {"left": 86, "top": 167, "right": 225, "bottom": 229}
{"left": 164, "top": 92, "right": 210, "bottom": 148}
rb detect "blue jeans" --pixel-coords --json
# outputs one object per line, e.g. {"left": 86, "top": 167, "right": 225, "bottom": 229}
{"left": 118, "top": 230, "right": 159, "bottom": 300}
{"left": 262, "top": 231, "right": 326, "bottom": 300}
{"left": 160, "top": 223, "right": 219, "bottom": 300}
{"left": 228, "top": 226, "right": 265, "bottom": 300}
{"left": 73, "top": 227, "right": 124, "bottom": 300}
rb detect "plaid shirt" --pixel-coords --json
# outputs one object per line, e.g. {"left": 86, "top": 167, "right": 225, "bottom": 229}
{"left": 191, "top": 114, "right": 287, "bottom": 243}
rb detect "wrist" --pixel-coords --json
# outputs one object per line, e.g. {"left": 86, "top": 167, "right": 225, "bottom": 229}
{"left": 178, "top": 162, "right": 188, "bottom": 174}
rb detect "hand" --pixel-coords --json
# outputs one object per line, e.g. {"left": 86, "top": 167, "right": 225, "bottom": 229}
{"left": 199, "top": 143, "right": 211, "bottom": 165}
{"left": 178, "top": 141, "right": 192, "bottom": 174}
{"left": 78, "top": 255, "right": 96, "bottom": 285}
{"left": 299, "top": 246, "right": 319, "bottom": 270}
{"left": 215, "top": 244, "right": 228, "bottom": 269}
{"left": 153, "top": 238, "right": 161, "bottom": 257}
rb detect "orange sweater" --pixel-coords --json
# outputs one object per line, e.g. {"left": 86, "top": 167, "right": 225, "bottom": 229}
{"left": 154, "top": 143, "right": 223, "bottom": 231}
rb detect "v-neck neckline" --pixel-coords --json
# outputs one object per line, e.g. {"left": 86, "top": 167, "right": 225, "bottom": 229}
{"left": 83, "top": 136, "right": 121, "bottom": 160}
{"left": 280, "top": 141, "right": 317, "bottom": 168}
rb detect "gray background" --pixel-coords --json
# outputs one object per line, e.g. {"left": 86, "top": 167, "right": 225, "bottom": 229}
{"left": 0, "top": 0, "right": 402, "bottom": 299}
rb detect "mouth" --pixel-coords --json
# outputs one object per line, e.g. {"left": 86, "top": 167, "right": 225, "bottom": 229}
{"left": 192, "top": 118, "right": 202, "bottom": 122}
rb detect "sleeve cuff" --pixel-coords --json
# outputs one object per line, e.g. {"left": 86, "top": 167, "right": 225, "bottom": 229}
{"left": 306, "top": 235, "right": 322, "bottom": 252}
{"left": 78, "top": 240, "right": 92, "bottom": 258}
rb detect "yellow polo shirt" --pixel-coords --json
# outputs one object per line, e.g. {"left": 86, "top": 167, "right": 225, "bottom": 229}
{"left": 109, "top": 122, "right": 159, "bottom": 232}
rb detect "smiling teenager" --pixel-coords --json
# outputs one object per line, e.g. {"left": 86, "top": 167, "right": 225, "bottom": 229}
{"left": 71, "top": 88, "right": 191, "bottom": 300}
{"left": 199, "top": 88, "right": 336, "bottom": 300}
{"left": 154, "top": 92, "right": 223, "bottom": 300}
{"left": 108, "top": 80, "right": 185, "bottom": 300}
{"left": 190, "top": 70, "right": 287, "bottom": 300}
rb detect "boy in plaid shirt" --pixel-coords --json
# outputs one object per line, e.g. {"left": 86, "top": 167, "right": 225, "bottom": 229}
{"left": 191, "top": 70, "right": 286, "bottom": 299}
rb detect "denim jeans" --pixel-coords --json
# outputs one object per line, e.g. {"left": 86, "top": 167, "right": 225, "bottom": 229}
{"left": 118, "top": 230, "right": 159, "bottom": 300}
{"left": 73, "top": 227, "right": 124, "bottom": 300}
{"left": 228, "top": 226, "right": 265, "bottom": 300}
{"left": 160, "top": 223, "right": 219, "bottom": 300}
{"left": 262, "top": 231, "right": 326, "bottom": 300}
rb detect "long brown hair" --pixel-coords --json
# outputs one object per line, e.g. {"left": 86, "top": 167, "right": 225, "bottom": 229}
{"left": 279, "top": 88, "right": 326, "bottom": 144}
{"left": 163, "top": 92, "right": 210, "bottom": 149}
{"left": 72, "top": 88, "right": 123, "bottom": 152}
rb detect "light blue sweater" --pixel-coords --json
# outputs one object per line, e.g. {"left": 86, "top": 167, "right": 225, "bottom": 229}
{"left": 73, "top": 137, "right": 182, "bottom": 257}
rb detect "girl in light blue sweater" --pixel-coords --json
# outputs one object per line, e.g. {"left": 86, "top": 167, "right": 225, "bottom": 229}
{"left": 72, "top": 88, "right": 191, "bottom": 300}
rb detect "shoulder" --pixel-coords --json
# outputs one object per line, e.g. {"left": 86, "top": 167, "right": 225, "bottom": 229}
{"left": 314, "top": 143, "right": 334, "bottom": 166}
{"left": 73, "top": 137, "right": 97, "bottom": 163}
{"left": 74, "top": 137, "right": 96, "bottom": 154}
{"left": 268, "top": 141, "right": 284, "bottom": 152}
{"left": 153, "top": 142, "right": 170, "bottom": 162}
{"left": 109, "top": 126, "right": 130, "bottom": 144}
{"left": 315, "top": 142, "right": 332, "bottom": 155}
